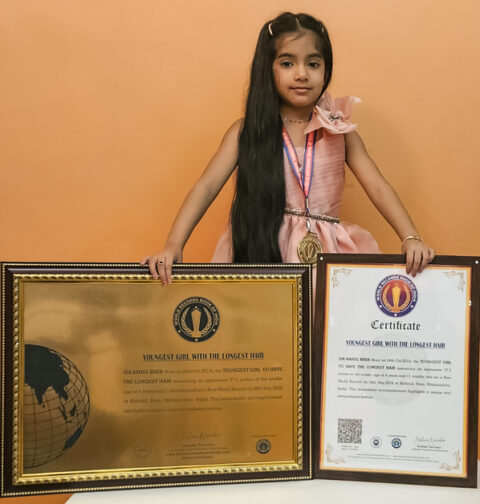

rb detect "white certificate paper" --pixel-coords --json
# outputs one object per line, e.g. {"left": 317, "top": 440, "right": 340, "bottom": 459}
{"left": 320, "top": 264, "right": 471, "bottom": 477}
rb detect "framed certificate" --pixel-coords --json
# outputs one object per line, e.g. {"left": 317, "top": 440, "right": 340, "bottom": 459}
{"left": 1, "top": 262, "right": 313, "bottom": 497}
{"left": 314, "top": 254, "right": 479, "bottom": 487}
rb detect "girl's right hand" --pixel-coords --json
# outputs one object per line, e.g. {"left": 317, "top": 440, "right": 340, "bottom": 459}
{"left": 140, "top": 248, "right": 183, "bottom": 285}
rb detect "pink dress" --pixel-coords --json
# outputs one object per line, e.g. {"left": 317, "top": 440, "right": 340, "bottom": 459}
{"left": 212, "top": 93, "right": 380, "bottom": 264}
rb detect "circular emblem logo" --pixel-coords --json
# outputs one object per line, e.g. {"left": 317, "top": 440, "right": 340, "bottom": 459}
{"left": 173, "top": 297, "right": 219, "bottom": 342}
{"left": 375, "top": 275, "right": 417, "bottom": 317}
{"left": 391, "top": 438, "right": 402, "bottom": 449}
{"left": 256, "top": 439, "right": 271, "bottom": 454}
{"left": 370, "top": 436, "right": 382, "bottom": 448}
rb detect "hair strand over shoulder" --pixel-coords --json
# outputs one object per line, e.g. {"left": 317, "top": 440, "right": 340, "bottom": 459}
{"left": 231, "top": 12, "right": 332, "bottom": 263}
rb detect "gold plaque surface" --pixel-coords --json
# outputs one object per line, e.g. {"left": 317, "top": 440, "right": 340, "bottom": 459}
{"left": 1, "top": 263, "right": 312, "bottom": 495}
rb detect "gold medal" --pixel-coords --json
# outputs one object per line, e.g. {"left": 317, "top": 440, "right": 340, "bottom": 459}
{"left": 297, "top": 232, "right": 323, "bottom": 264}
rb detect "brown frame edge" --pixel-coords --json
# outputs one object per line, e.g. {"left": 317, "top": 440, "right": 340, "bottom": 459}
{"left": 313, "top": 254, "right": 479, "bottom": 488}
{"left": 1, "top": 261, "right": 313, "bottom": 497}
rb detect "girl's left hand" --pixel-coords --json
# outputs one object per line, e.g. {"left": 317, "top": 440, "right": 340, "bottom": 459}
{"left": 402, "top": 239, "right": 435, "bottom": 277}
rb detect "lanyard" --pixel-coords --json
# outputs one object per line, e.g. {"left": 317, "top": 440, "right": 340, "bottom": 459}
{"left": 282, "top": 127, "right": 317, "bottom": 202}
{"left": 282, "top": 122, "right": 323, "bottom": 264}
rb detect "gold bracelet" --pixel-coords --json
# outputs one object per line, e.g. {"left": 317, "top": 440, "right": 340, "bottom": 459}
{"left": 401, "top": 235, "right": 423, "bottom": 248}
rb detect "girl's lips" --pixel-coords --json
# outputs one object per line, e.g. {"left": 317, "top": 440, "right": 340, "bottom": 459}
{"left": 291, "top": 87, "right": 312, "bottom": 94}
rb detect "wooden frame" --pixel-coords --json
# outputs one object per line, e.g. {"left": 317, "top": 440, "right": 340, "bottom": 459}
{"left": 313, "top": 254, "right": 479, "bottom": 487}
{"left": 1, "top": 262, "right": 313, "bottom": 497}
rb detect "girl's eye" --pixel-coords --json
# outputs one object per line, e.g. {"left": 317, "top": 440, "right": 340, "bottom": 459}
{"left": 279, "top": 61, "right": 293, "bottom": 68}
{"left": 308, "top": 61, "right": 321, "bottom": 68}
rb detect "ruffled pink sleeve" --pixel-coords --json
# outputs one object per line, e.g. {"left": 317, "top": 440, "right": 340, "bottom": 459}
{"left": 304, "top": 92, "right": 361, "bottom": 134}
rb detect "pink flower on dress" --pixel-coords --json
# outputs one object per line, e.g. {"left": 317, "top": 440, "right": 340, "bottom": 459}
{"left": 304, "top": 92, "right": 361, "bottom": 135}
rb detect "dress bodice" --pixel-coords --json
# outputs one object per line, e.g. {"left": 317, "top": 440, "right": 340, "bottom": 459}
{"left": 211, "top": 92, "right": 380, "bottom": 273}
{"left": 283, "top": 92, "right": 362, "bottom": 216}
{"left": 284, "top": 133, "right": 346, "bottom": 217}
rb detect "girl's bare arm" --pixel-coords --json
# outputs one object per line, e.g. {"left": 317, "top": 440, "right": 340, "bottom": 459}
{"left": 141, "top": 119, "right": 242, "bottom": 284}
{"left": 345, "top": 131, "right": 435, "bottom": 276}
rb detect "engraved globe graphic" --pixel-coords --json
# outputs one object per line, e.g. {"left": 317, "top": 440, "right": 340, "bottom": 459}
{"left": 23, "top": 344, "right": 90, "bottom": 468}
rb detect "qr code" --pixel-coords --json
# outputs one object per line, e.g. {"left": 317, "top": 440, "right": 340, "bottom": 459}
{"left": 337, "top": 418, "right": 362, "bottom": 444}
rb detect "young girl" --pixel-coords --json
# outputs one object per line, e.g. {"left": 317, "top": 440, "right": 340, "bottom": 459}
{"left": 141, "top": 12, "right": 434, "bottom": 283}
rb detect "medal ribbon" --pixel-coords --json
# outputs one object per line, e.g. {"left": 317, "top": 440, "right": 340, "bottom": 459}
{"left": 282, "top": 126, "right": 317, "bottom": 199}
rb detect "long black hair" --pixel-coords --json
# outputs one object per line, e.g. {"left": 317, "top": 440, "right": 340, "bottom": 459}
{"left": 231, "top": 12, "right": 333, "bottom": 263}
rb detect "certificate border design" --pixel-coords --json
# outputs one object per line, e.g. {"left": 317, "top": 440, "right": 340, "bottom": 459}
{"left": 321, "top": 264, "right": 470, "bottom": 477}
{"left": 1, "top": 262, "right": 313, "bottom": 497}
{"left": 313, "top": 254, "right": 479, "bottom": 488}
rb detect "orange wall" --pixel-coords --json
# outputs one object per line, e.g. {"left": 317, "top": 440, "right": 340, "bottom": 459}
{"left": 0, "top": 1, "right": 479, "bottom": 502}
{"left": 1, "top": 495, "right": 69, "bottom": 504}
{"left": 1, "top": 0, "right": 479, "bottom": 263}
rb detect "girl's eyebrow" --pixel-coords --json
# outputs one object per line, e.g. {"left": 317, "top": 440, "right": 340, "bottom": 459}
{"left": 276, "top": 52, "right": 323, "bottom": 59}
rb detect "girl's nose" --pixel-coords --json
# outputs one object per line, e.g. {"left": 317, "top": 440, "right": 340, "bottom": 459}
{"left": 294, "top": 64, "right": 308, "bottom": 80}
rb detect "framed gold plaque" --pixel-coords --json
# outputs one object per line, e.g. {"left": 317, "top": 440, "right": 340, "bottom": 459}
{"left": 1, "top": 262, "right": 313, "bottom": 497}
